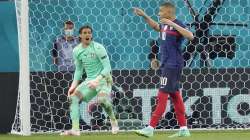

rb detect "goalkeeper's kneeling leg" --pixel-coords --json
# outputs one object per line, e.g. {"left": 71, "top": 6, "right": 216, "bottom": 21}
{"left": 69, "top": 95, "right": 80, "bottom": 130}
{"left": 97, "top": 93, "right": 116, "bottom": 120}
{"left": 97, "top": 93, "right": 119, "bottom": 134}
{"left": 61, "top": 94, "right": 81, "bottom": 136}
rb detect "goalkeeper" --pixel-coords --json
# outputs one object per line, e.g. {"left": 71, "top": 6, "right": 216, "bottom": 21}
{"left": 61, "top": 25, "right": 119, "bottom": 136}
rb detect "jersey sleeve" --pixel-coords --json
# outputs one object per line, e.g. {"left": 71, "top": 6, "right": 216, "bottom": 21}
{"left": 176, "top": 20, "right": 188, "bottom": 39}
{"left": 178, "top": 21, "right": 187, "bottom": 29}
{"left": 73, "top": 49, "right": 84, "bottom": 81}
{"left": 95, "top": 44, "right": 111, "bottom": 77}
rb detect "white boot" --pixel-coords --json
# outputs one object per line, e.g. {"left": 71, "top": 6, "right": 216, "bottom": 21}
{"left": 110, "top": 119, "right": 119, "bottom": 134}
{"left": 60, "top": 129, "right": 80, "bottom": 136}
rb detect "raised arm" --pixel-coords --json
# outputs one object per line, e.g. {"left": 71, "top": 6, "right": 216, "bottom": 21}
{"left": 133, "top": 7, "right": 160, "bottom": 32}
{"left": 160, "top": 18, "right": 194, "bottom": 41}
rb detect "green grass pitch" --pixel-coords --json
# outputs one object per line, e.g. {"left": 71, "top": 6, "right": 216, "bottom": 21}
{"left": 0, "top": 130, "right": 249, "bottom": 140}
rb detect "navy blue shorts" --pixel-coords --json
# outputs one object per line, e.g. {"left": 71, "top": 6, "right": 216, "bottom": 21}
{"left": 159, "top": 67, "right": 182, "bottom": 93}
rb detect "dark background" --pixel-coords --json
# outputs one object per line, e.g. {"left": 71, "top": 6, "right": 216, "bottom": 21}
{"left": 1, "top": 68, "right": 249, "bottom": 133}
{"left": 0, "top": 73, "right": 19, "bottom": 133}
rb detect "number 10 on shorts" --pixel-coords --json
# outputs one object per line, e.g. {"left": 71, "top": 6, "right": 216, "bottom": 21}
{"left": 160, "top": 77, "right": 168, "bottom": 86}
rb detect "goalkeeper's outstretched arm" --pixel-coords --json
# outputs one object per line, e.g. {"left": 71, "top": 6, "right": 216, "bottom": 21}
{"left": 133, "top": 7, "right": 160, "bottom": 32}
{"left": 95, "top": 45, "right": 112, "bottom": 81}
{"left": 86, "top": 44, "right": 111, "bottom": 89}
{"left": 68, "top": 53, "right": 84, "bottom": 96}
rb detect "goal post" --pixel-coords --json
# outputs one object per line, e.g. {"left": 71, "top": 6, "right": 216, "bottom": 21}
{"left": 11, "top": 0, "right": 31, "bottom": 136}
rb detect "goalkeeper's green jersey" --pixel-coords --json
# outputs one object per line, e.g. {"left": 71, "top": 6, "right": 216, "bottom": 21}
{"left": 72, "top": 41, "right": 112, "bottom": 82}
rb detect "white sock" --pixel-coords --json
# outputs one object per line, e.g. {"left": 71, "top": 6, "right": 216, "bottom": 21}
{"left": 180, "top": 126, "right": 188, "bottom": 130}
{"left": 147, "top": 125, "right": 154, "bottom": 130}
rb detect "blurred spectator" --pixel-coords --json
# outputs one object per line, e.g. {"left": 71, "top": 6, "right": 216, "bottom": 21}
{"left": 148, "top": 40, "right": 160, "bottom": 70}
{"left": 52, "top": 20, "right": 79, "bottom": 71}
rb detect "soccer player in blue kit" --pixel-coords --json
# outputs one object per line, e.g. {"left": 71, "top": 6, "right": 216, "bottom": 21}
{"left": 133, "top": 1, "right": 194, "bottom": 138}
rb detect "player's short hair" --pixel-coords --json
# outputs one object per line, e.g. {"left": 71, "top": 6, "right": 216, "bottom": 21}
{"left": 64, "top": 20, "right": 74, "bottom": 26}
{"left": 79, "top": 25, "right": 93, "bottom": 34}
{"left": 160, "top": 1, "right": 175, "bottom": 9}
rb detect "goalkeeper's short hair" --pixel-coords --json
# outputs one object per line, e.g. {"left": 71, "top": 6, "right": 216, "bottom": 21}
{"left": 79, "top": 25, "right": 93, "bottom": 34}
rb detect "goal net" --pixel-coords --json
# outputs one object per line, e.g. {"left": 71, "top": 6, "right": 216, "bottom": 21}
{"left": 12, "top": 0, "right": 250, "bottom": 135}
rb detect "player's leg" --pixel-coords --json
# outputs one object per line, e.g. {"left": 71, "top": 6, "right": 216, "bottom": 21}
{"left": 96, "top": 80, "right": 119, "bottom": 134}
{"left": 150, "top": 90, "right": 169, "bottom": 127}
{"left": 135, "top": 68, "right": 172, "bottom": 137}
{"left": 70, "top": 91, "right": 82, "bottom": 131}
{"left": 170, "top": 91, "right": 186, "bottom": 128}
{"left": 135, "top": 90, "right": 169, "bottom": 137}
{"left": 97, "top": 92, "right": 119, "bottom": 134}
{"left": 60, "top": 90, "right": 82, "bottom": 136}
{"left": 168, "top": 68, "right": 190, "bottom": 138}
{"left": 168, "top": 91, "right": 190, "bottom": 138}
{"left": 61, "top": 81, "right": 96, "bottom": 136}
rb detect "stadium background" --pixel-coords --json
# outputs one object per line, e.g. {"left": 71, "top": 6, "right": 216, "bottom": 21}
{"left": 0, "top": 0, "right": 250, "bottom": 133}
